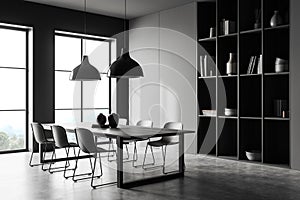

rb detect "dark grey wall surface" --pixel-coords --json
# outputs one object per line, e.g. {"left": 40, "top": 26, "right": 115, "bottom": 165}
{"left": 290, "top": 0, "right": 300, "bottom": 170}
{"left": 0, "top": 0, "right": 126, "bottom": 123}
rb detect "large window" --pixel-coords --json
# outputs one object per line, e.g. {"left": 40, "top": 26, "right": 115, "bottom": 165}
{"left": 55, "top": 32, "right": 114, "bottom": 124}
{"left": 0, "top": 26, "right": 31, "bottom": 152}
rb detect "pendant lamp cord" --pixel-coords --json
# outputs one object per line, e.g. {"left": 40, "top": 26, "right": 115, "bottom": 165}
{"left": 84, "top": 0, "right": 87, "bottom": 55}
{"left": 123, "top": 0, "right": 126, "bottom": 51}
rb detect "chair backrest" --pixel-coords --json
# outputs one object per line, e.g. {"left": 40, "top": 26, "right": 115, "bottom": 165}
{"left": 31, "top": 123, "right": 47, "bottom": 144}
{"left": 119, "top": 118, "right": 128, "bottom": 125}
{"left": 161, "top": 122, "right": 183, "bottom": 144}
{"left": 75, "top": 128, "right": 97, "bottom": 154}
{"left": 136, "top": 120, "right": 153, "bottom": 128}
{"left": 51, "top": 125, "right": 69, "bottom": 148}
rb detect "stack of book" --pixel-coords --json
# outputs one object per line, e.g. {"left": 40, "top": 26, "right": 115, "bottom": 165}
{"left": 247, "top": 55, "right": 262, "bottom": 74}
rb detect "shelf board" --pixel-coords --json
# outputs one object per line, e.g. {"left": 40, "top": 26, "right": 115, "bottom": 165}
{"left": 240, "top": 29, "right": 262, "bottom": 35}
{"left": 218, "top": 33, "right": 238, "bottom": 38}
{"left": 264, "top": 24, "right": 289, "bottom": 31}
{"left": 218, "top": 156, "right": 238, "bottom": 161}
{"left": 239, "top": 73, "right": 262, "bottom": 77}
{"left": 198, "top": 37, "right": 216, "bottom": 42}
{"left": 218, "top": 116, "right": 238, "bottom": 119}
{"left": 264, "top": 72, "right": 289, "bottom": 76}
{"left": 264, "top": 117, "right": 290, "bottom": 121}
{"left": 198, "top": 76, "right": 216, "bottom": 79}
{"left": 218, "top": 75, "right": 238, "bottom": 78}
{"left": 198, "top": 115, "right": 217, "bottom": 118}
{"left": 240, "top": 117, "right": 262, "bottom": 120}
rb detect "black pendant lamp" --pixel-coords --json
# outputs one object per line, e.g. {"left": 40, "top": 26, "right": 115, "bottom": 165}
{"left": 107, "top": 0, "right": 144, "bottom": 79}
{"left": 70, "top": 0, "right": 101, "bottom": 81}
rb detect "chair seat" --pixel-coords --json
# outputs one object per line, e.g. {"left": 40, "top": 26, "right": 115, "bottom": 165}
{"left": 148, "top": 140, "right": 179, "bottom": 147}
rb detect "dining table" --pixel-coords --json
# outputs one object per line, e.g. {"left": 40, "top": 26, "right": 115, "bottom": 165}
{"left": 42, "top": 122, "right": 194, "bottom": 189}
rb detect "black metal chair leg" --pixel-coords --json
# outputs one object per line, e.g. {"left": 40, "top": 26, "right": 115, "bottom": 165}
{"left": 90, "top": 153, "right": 116, "bottom": 189}
{"left": 29, "top": 151, "right": 44, "bottom": 167}
{"left": 72, "top": 150, "right": 93, "bottom": 182}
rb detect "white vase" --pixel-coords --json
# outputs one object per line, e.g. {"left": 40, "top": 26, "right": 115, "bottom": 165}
{"left": 270, "top": 10, "right": 283, "bottom": 27}
{"left": 226, "top": 53, "right": 237, "bottom": 75}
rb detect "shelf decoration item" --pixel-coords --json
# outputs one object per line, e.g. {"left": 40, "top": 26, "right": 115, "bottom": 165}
{"left": 224, "top": 108, "right": 237, "bottom": 116}
{"left": 224, "top": 20, "right": 236, "bottom": 35}
{"left": 275, "top": 58, "right": 289, "bottom": 73}
{"left": 209, "top": 27, "right": 216, "bottom": 38}
{"left": 202, "top": 110, "right": 217, "bottom": 116}
{"left": 108, "top": 113, "right": 120, "bottom": 128}
{"left": 199, "top": 55, "right": 215, "bottom": 77}
{"left": 226, "top": 53, "right": 237, "bottom": 75}
{"left": 246, "top": 150, "right": 261, "bottom": 161}
{"left": 270, "top": 10, "right": 283, "bottom": 27}
{"left": 254, "top": 9, "right": 261, "bottom": 29}
{"left": 274, "top": 99, "right": 288, "bottom": 117}
{"left": 97, "top": 113, "right": 110, "bottom": 128}
{"left": 247, "top": 55, "right": 262, "bottom": 74}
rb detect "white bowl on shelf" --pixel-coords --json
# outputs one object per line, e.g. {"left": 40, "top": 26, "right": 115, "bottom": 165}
{"left": 246, "top": 150, "right": 261, "bottom": 161}
{"left": 202, "top": 110, "right": 216, "bottom": 116}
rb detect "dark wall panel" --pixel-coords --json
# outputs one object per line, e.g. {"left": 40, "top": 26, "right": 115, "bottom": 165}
{"left": 290, "top": 0, "right": 300, "bottom": 170}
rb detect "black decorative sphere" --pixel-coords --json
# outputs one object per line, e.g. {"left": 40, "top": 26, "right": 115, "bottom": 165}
{"left": 108, "top": 113, "right": 120, "bottom": 128}
{"left": 97, "top": 113, "right": 107, "bottom": 128}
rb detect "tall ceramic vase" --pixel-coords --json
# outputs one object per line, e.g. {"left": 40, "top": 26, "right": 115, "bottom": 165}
{"left": 270, "top": 10, "right": 283, "bottom": 27}
{"left": 226, "top": 53, "right": 237, "bottom": 75}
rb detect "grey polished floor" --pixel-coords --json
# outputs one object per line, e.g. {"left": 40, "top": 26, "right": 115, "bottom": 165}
{"left": 1, "top": 152, "right": 300, "bottom": 200}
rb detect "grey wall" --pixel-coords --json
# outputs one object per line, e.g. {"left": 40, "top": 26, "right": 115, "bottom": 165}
{"left": 129, "top": 2, "right": 198, "bottom": 154}
{"left": 290, "top": 0, "right": 300, "bottom": 170}
{"left": 129, "top": 13, "right": 160, "bottom": 127}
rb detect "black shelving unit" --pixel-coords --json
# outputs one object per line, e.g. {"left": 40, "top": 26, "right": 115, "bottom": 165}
{"left": 197, "top": 0, "right": 290, "bottom": 167}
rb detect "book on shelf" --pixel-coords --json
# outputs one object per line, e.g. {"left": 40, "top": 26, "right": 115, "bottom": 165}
{"left": 247, "top": 56, "right": 254, "bottom": 74}
{"left": 199, "top": 55, "right": 215, "bottom": 77}
{"left": 204, "top": 55, "right": 208, "bottom": 77}
{"left": 257, "top": 54, "right": 263, "bottom": 74}
{"left": 250, "top": 56, "right": 257, "bottom": 74}
{"left": 247, "top": 55, "right": 262, "bottom": 74}
{"left": 200, "top": 55, "right": 204, "bottom": 77}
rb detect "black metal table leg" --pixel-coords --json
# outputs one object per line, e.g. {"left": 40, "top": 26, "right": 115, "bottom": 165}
{"left": 179, "top": 133, "right": 185, "bottom": 175}
{"left": 39, "top": 143, "right": 43, "bottom": 163}
{"left": 117, "top": 136, "right": 124, "bottom": 188}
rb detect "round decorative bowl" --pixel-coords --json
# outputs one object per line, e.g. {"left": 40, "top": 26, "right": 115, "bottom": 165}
{"left": 275, "top": 64, "right": 288, "bottom": 73}
{"left": 246, "top": 150, "right": 261, "bottom": 161}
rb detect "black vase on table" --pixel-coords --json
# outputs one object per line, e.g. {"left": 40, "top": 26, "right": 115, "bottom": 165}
{"left": 97, "top": 113, "right": 108, "bottom": 128}
{"left": 108, "top": 113, "right": 120, "bottom": 128}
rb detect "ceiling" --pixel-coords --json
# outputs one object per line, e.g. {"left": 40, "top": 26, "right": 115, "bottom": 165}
{"left": 24, "top": 0, "right": 197, "bottom": 19}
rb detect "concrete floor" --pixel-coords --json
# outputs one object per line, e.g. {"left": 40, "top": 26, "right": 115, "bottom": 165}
{"left": 1, "top": 151, "right": 300, "bottom": 200}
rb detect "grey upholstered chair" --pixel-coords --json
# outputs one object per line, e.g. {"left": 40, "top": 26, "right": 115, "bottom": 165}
{"left": 73, "top": 128, "right": 115, "bottom": 189}
{"left": 142, "top": 122, "right": 183, "bottom": 174}
{"left": 29, "top": 123, "right": 55, "bottom": 171}
{"left": 51, "top": 125, "right": 90, "bottom": 178}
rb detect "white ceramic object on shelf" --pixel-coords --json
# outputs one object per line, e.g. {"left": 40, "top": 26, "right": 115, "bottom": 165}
{"left": 275, "top": 58, "right": 288, "bottom": 72}
{"left": 224, "top": 108, "right": 237, "bottom": 116}
{"left": 202, "top": 110, "right": 216, "bottom": 116}
{"left": 226, "top": 53, "right": 237, "bottom": 75}
{"left": 246, "top": 150, "right": 261, "bottom": 161}
{"left": 270, "top": 10, "right": 283, "bottom": 27}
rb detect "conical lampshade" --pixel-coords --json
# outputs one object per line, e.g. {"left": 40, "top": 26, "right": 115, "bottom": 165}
{"left": 70, "top": 56, "right": 101, "bottom": 81}
{"left": 108, "top": 52, "right": 144, "bottom": 78}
